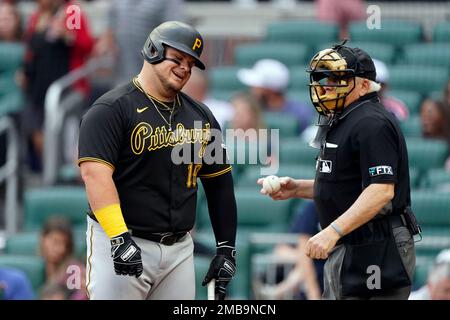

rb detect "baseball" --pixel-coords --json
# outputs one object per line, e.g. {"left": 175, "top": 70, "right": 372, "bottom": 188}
{"left": 262, "top": 175, "right": 281, "bottom": 194}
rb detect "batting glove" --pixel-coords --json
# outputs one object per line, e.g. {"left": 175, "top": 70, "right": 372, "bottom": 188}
{"left": 110, "top": 231, "right": 143, "bottom": 278}
{"left": 202, "top": 247, "right": 236, "bottom": 300}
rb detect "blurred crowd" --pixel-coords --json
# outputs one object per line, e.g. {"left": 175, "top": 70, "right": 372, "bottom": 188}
{"left": 0, "top": 0, "right": 450, "bottom": 300}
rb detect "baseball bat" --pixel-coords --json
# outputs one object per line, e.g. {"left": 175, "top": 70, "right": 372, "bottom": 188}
{"left": 207, "top": 279, "right": 215, "bottom": 300}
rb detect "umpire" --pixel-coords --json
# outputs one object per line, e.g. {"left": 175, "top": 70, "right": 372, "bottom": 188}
{"left": 259, "top": 42, "right": 419, "bottom": 299}
{"left": 78, "top": 21, "right": 237, "bottom": 300}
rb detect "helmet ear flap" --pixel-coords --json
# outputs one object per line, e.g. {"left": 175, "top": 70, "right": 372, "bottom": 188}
{"left": 141, "top": 37, "right": 165, "bottom": 65}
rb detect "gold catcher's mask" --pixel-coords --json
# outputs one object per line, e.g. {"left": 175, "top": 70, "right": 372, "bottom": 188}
{"left": 307, "top": 45, "right": 356, "bottom": 116}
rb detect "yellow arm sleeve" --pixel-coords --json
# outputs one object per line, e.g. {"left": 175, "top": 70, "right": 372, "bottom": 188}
{"left": 93, "top": 203, "right": 128, "bottom": 238}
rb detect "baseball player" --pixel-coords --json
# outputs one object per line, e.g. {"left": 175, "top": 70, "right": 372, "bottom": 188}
{"left": 78, "top": 21, "right": 237, "bottom": 300}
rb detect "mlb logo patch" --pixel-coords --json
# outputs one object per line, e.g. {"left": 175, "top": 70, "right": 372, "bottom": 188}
{"left": 318, "top": 160, "right": 333, "bottom": 173}
{"left": 369, "top": 165, "right": 393, "bottom": 177}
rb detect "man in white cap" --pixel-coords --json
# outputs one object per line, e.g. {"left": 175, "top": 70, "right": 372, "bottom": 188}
{"left": 409, "top": 249, "right": 450, "bottom": 300}
{"left": 237, "top": 59, "right": 314, "bottom": 133}
{"left": 373, "top": 59, "right": 409, "bottom": 121}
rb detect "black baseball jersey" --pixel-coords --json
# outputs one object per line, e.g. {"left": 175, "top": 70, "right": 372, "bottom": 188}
{"left": 78, "top": 78, "right": 231, "bottom": 233}
{"left": 313, "top": 92, "right": 411, "bottom": 229}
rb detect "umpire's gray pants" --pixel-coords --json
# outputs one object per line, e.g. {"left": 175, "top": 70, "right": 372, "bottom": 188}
{"left": 86, "top": 217, "right": 195, "bottom": 300}
{"left": 323, "top": 225, "right": 416, "bottom": 300}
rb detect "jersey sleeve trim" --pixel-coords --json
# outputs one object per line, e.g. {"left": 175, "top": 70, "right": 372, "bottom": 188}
{"left": 198, "top": 166, "right": 232, "bottom": 179}
{"left": 77, "top": 157, "right": 115, "bottom": 171}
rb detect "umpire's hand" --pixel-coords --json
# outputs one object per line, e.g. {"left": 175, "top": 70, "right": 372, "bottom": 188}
{"left": 202, "top": 247, "right": 236, "bottom": 300}
{"left": 110, "top": 231, "right": 143, "bottom": 277}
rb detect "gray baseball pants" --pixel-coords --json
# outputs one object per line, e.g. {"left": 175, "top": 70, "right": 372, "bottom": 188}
{"left": 85, "top": 217, "right": 195, "bottom": 300}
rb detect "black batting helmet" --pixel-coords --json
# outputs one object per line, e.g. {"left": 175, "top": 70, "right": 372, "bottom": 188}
{"left": 141, "top": 21, "right": 205, "bottom": 70}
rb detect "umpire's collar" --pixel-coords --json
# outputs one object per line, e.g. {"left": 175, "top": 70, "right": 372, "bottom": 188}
{"left": 339, "top": 92, "right": 380, "bottom": 120}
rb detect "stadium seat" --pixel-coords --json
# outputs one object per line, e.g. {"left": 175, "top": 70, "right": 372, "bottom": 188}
{"left": 209, "top": 66, "right": 245, "bottom": 92}
{"left": 234, "top": 43, "right": 309, "bottom": 67}
{"left": 265, "top": 21, "right": 339, "bottom": 48}
{"left": 0, "top": 255, "right": 45, "bottom": 292}
{"left": 411, "top": 191, "right": 450, "bottom": 227}
{"left": 403, "top": 43, "right": 450, "bottom": 68}
{"left": 342, "top": 42, "right": 396, "bottom": 64}
{"left": 288, "top": 66, "right": 310, "bottom": 91}
{"left": 194, "top": 255, "right": 211, "bottom": 300}
{"left": 400, "top": 115, "right": 422, "bottom": 138}
{"left": 279, "top": 138, "right": 318, "bottom": 166}
{"left": 388, "top": 65, "right": 448, "bottom": 95}
{"left": 4, "top": 229, "right": 87, "bottom": 260}
{"left": 24, "top": 186, "right": 89, "bottom": 231}
{"left": 263, "top": 112, "right": 299, "bottom": 138}
{"left": 409, "top": 167, "right": 421, "bottom": 189}
{"left": 406, "top": 137, "right": 448, "bottom": 171}
{"left": 389, "top": 90, "right": 422, "bottom": 115}
{"left": 422, "top": 168, "right": 450, "bottom": 191}
{"left": 349, "top": 20, "right": 423, "bottom": 47}
{"left": 287, "top": 90, "right": 312, "bottom": 106}
{"left": 432, "top": 21, "right": 450, "bottom": 42}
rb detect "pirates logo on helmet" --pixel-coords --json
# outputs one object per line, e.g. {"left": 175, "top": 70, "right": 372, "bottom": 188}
{"left": 141, "top": 21, "right": 205, "bottom": 70}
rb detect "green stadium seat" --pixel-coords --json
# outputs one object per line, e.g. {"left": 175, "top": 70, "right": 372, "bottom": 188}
{"left": 58, "top": 163, "right": 80, "bottom": 183}
{"left": 279, "top": 138, "right": 318, "bottom": 166}
{"left": 24, "top": 186, "right": 89, "bottom": 231}
{"left": 209, "top": 90, "right": 237, "bottom": 102}
{"left": 0, "top": 43, "right": 25, "bottom": 73}
{"left": 400, "top": 115, "right": 422, "bottom": 137}
{"left": 194, "top": 255, "right": 211, "bottom": 300}
{"left": 433, "top": 21, "right": 450, "bottom": 42}
{"left": 403, "top": 43, "right": 450, "bottom": 68}
{"left": 343, "top": 42, "right": 396, "bottom": 64}
{"left": 388, "top": 65, "right": 448, "bottom": 95}
{"left": 265, "top": 21, "right": 339, "bottom": 47}
{"left": 0, "top": 255, "right": 45, "bottom": 292}
{"left": 288, "top": 66, "right": 309, "bottom": 91}
{"left": 406, "top": 137, "right": 448, "bottom": 171}
{"left": 209, "top": 66, "right": 244, "bottom": 92}
{"left": 389, "top": 90, "right": 422, "bottom": 115}
{"left": 263, "top": 112, "right": 299, "bottom": 138}
{"left": 423, "top": 168, "right": 450, "bottom": 191}
{"left": 4, "top": 229, "right": 87, "bottom": 260}
{"left": 413, "top": 255, "right": 434, "bottom": 288}
{"left": 349, "top": 20, "right": 423, "bottom": 47}
{"left": 411, "top": 191, "right": 450, "bottom": 227}
{"left": 234, "top": 43, "right": 309, "bottom": 67}
{"left": 409, "top": 167, "right": 421, "bottom": 189}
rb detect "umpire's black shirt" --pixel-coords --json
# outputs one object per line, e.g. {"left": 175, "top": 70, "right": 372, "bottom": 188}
{"left": 78, "top": 79, "right": 231, "bottom": 233}
{"left": 313, "top": 92, "right": 410, "bottom": 229}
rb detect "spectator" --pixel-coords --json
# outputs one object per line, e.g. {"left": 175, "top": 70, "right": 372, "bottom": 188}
{"left": 0, "top": 1, "right": 22, "bottom": 42}
{"left": 21, "top": 0, "right": 94, "bottom": 172}
{"left": 0, "top": 267, "right": 34, "bottom": 300}
{"left": 409, "top": 249, "right": 450, "bottom": 300}
{"left": 40, "top": 281, "right": 70, "bottom": 300}
{"left": 39, "top": 216, "right": 87, "bottom": 300}
{"left": 373, "top": 59, "right": 409, "bottom": 121}
{"left": 257, "top": 201, "right": 325, "bottom": 300}
{"left": 420, "top": 98, "right": 450, "bottom": 143}
{"left": 182, "top": 68, "right": 234, "bottom": 129}
{"left": 92, "top": 0, "right": 185, "bottom": 86}
{"left": 237, "top": 59, "right": 314, "bottom": 134}
{"left": 316, "top": 0, "right": 366, "bottom": 39}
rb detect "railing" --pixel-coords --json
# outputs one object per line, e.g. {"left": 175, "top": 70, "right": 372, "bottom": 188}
{"left": 0, "top": 116, "right": 19, "bottom": 235}
{"left": 43, "top": 57, "right": 113, "bottom": 186}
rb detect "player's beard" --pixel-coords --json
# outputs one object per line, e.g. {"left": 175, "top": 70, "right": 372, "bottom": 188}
{"left": 155, "top": 67, "right": 190, "bottom": 96}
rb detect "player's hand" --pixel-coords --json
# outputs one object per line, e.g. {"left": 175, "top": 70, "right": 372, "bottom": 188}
{"left": 257, "top": 176, "right": 299, "bottom": 200}
{"left": 110, "top": 231, "right": 143, "bottom": 278}
{"left": 305, "top": 226, "right": 341, "bottom": 260}
{"left": 202, "top": 247, "right": 236, "bottom": 300}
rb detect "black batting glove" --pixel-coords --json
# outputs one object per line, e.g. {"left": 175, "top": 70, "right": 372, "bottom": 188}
{"left": 202, "top": 247, "right": 236, "bottom": 300}
{"left": 110, "top": 231, "right": 143, "bottom": 278}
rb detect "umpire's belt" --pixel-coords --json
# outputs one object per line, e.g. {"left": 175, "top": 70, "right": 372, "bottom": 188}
{"left": 130, "top": 230, "right": 187, "bottom": 245}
